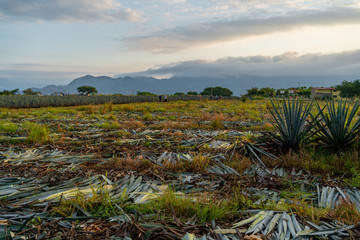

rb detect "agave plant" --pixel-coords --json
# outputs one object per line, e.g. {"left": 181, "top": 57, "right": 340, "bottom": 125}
{"left": 227, "top": 133, "right": 277, "bottom": 168}
{"left": 269, "top": 98, "right": 314, "bottom": 150}
{"left": 313, "top": 98, "right": 360, "bottom": 152}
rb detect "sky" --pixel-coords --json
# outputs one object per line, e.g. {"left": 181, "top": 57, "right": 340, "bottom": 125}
{"left": 0, "top": 0, "right": 360, "bottom": 89}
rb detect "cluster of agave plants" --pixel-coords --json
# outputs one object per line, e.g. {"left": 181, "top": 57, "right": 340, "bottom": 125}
{"left": 269, "top": 98, "right": 360, "bottom": 152}
{"left": 0, "top": 95, "right": 206, "bottom": 108}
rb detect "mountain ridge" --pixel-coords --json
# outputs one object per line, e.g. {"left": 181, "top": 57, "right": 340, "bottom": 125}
{"left": 32, "top": 74, "right": 352, "bottom": 96}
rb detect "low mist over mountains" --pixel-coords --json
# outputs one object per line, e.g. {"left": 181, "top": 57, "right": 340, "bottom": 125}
{"left": 33, "top": 74, "right": 350, "bottom": 96}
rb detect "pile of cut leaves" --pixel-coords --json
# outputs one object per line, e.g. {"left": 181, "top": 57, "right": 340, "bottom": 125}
{"left": 0, "top": 149, "right": 359, "bottom": 239}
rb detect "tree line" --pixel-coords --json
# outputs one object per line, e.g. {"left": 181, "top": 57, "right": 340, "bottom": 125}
{"left": 245, "top": 87, "right": 311, "bottom": 98}
{"left": 335, "top": 79, "right": 360, "bottom": 97}
{"left": 136, "top": 86, "right": 233, "bottom": 97}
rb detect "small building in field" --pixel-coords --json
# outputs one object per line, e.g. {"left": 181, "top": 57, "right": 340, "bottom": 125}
{"left": 311, "top": 87, "right": 340, "bottom": 99}
{"left": 288, "top": 88, "right": 300, "bottom": 98}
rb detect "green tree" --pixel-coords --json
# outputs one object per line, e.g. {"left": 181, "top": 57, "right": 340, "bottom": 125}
{"left": 0, "top": 88, "right": 19, "bottom": 95}
{"left": 298, "top": 87, "right": 311, "bottom": 97}
{"left": 174, "top": 92, "right": 185, "bottom": 96}
{"left": 187, "top": 91, "right": 198, "bottom": 95}
{"left": 201, "top": 86, "right": 233, "bottom": 97}
{"left": 77, "top": 86, "right": 98, "bottom": 95}
{"left": 246, "top": 87, "right": 259, "bottom": 96}
{"left": 136, "top": 91, "right": 157, "bottom": 96}
{"left": 259, "top": 87, "right": 275, "bottom": 97}
{"left": 336, "top": 80, "right": 360, "bottom": 97}
{"left": 23, "top": 88, "right": 41, "bottom": 95}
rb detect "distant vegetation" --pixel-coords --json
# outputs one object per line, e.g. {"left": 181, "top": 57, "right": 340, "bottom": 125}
{"left": 0, "top": 95, "right": 206, "bottom": 108}
{"left": 201, "top": 86, "right": 233, "bottom": 97}
{"left": 336, "top": 79, "right": 360, "bottom": 97}
{"left": 246, "top": 86, "right": 311, "bottom": 98}
{"left": 77, "top": 86, "right": 98, "bottom": 95}
{"left": 23, "top": 88, "right": 41, "bottom": 96}
{"left": 137, "top": 91, "right": 157, "bottom": 96}
{"left": 0, "top": 88, "right": 19, "bottom": 96}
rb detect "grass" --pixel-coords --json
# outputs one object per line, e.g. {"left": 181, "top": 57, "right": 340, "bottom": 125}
{"left": 23, "top": 122, "right": 50, "bottom": 143}
{"left": 225, "top": 154, "right": 253, "bottom": 173}
{"left": 135, "top": 188, "right": 236, "bottom": 223}
{"left": 142, "top": 112, "right": 153, "bottom": 121}
{"left": 0, "top": 122, "right": 18, "bottom": 133}
{"left": 264, "top": 148, "right": 360, "bottom": 176}
{"left": 289, "top": 201, "right": 330, "bottom": 224}
{"left": 345, "top": 168, "right": 360, "bottom": 187}
{"left": 165, "top": 154, "right": 211, "bottom": 172}
{"left": 211, "top": 113, "right": 225, "bottom": 129}
{"left": 97, "top": 121, "right": 122, "bottom": 129}
{"left": 287, "top": 199, "right": 360, "bottom": 225}
{"left": 52, "top": 182, "right": 126, "bottom": 218}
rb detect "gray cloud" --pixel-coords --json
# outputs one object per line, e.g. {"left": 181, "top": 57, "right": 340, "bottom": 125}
{"left": 124, "top": 7, "right": 360, "bottom": 52}
{"left": 0, "top": 0, "right": 142, "bottom": 22}
{"left": 125, "top": 50, "right": 360, "bottom": 78}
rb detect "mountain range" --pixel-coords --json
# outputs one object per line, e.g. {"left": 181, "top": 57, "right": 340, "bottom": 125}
{"left": 33, "top": 74, "right": 351, "bottom": 96}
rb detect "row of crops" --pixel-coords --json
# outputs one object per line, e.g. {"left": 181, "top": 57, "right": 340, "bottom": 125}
{"left": 0, "top": 95, "right": 210, "bottom": 108}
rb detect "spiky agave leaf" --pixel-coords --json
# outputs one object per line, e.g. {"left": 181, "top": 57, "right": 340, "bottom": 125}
{"left": 313, "top": 98, "right": 360, "bottom": 152}
{"left": 269, "top": 98, "right": 314, "bottom": 150}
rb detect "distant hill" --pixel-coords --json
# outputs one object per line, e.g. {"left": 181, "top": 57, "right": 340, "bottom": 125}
{"left": 33, "top": 74, "right": 350, "bottom": 96}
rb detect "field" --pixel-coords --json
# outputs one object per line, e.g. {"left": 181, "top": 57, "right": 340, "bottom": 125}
{"left": 0, "top": 99, "right": 360, "bottom": 240}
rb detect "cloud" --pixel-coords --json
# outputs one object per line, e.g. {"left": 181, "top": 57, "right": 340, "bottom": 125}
{"left": 126, "top": 49, "right": 360, "bottom": 78}
{"left": 0, "top": 0, "right": 143, "bottom": 22}
{"left": 124, "top": 7, "right": 360, "bottom": 52}
{"left": 160, "top": 0, "right": 186, "bottom": 4}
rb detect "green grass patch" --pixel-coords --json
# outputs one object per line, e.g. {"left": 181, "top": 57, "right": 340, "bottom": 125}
{"left": 97, "top": 121, "right": 122, "bottom": 129}
{"left": 0, "top": 122, "right": 18, "bottom": 133}
{"left": 52, "top": 182, "right": 127, "bottom": 218}
{"left": 23, "top": 122, "right": 50, "bottom": 143}
{"left": 136, "top": 188, "right": 235, "bottom": 223}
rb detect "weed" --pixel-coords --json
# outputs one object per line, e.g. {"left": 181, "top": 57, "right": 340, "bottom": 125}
{"left": 52, "top": 181, "right": 126, "bottom": 218}
{"left": 211, "top": 113, "right": 225, "bottom": 129}
{"left": 120, "top": 105, "right": 135, "bottom": 112}
{"left": 345, "top": 168, "right": 360, "bottom": 187}
{"left": 85, "top": 105, "right": 98, "bottom": 114}
{"left": 270, "top": 149, "right": 360, "bottom": 175}
{"left": 186, "top": 154, "right": 211, "bottom": 172}
{"left": 137, "top": 188, "right": 233, "bottom": 223}
{"left": 23, "top": 122, "right": 50, "bottom": 143}
{"left": 200, "top": 112, "right": 211, "bottom": 121}
{"left": 97, "top": 121, "right": 122, "bottom": 129}
{"left": 225, "top": 154, "right": 252, "bottom": 173}
{"left": 290, "top": 201, "right": 329, "bottom": 224}
{"left": 123, "top": 120, "right": 144, "bottom": 129}
{"left": 143, "top": 112, "right": 153, "bottom": 121}
{"left": 0, "top": 122, "right": 18, "bottom": 133}
{"left": 115, "top": 129, "right": 131, "bottom": 137}
{"left": 106, "top": 114, "right": 117, "bottom": 121}
{"left": 328, "top": 200, "right": 360, "bottom": 225}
